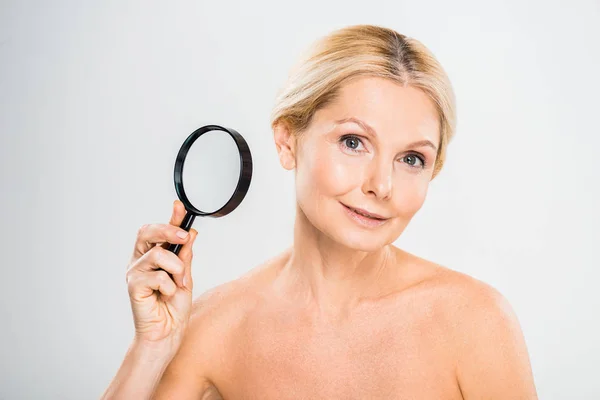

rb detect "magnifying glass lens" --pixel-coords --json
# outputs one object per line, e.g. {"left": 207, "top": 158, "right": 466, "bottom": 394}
{"left": 165, "top": 125, "right": 252, "bottom": 256}
{"left": 182, "top": 129, "right": 241, "bottom": 214}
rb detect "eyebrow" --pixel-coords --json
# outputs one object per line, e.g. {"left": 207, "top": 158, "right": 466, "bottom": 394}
{"left": 335, "top": 117, "right": 438, "bottom": 152}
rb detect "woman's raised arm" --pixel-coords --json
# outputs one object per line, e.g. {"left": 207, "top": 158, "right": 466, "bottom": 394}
{"left": 100, "top": 200, "right": 199, "bottom": 399}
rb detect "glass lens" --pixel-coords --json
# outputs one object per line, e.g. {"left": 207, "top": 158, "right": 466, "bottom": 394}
{"left": 181, "top": 129, "right": 241, "bottom": 213}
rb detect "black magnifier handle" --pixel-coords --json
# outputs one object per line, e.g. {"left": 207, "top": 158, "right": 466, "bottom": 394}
{"left": 167, "top": 211, "right": 196, "bottom": 255}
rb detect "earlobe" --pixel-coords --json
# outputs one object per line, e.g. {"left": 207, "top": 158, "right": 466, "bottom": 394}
{"left": 281, "top": 154, "right": 296, "bottom": 170}
{"left": 273, "top": 121, "right": 297, "bottom": 170}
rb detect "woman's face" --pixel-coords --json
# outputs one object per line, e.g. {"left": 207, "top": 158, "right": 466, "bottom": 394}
{"left": 276, "top": 76, "right": 440, "bottom": 251}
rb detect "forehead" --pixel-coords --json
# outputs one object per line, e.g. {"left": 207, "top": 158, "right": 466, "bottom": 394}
{"left": 313, "top": 76, "right": 440, "bottom": 142}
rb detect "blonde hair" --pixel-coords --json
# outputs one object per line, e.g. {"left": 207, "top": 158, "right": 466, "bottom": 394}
{"left": 270, "top": 24, "right": 457, "bottom": 179}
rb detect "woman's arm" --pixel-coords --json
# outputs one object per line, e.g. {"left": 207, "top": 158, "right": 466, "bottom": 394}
{"left": 152, "top": 286, "right": 232, "bottom": 399}
{"left": 100, "top": 314, "right": 216, "bottom": 400}
{"left": 100, "top": 340, "right": 176, "bottom": 400}
{"left": 151, "top": 312, "right": 216, "bottom": 399}
{"left": 455, "top": 285, "right": 538, "bottom": 399}
{"left": 101, "top": 290, "right": 221, "bottom": 400}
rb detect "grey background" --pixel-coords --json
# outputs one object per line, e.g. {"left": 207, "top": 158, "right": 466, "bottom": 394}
{"left": 1, "top": 0, "right": 599, "bottom": 399}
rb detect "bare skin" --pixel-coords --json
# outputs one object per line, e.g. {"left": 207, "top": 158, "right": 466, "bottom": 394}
{"left": 155, "top": 243, "right": 537, "bottom": 399}
{"left": 151, "top": 76, "right": 538, "bottom": 399}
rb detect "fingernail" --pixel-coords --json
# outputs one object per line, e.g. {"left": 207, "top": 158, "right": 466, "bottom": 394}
{"left": 177, "top": 230, "right": 188, "bottom": 239}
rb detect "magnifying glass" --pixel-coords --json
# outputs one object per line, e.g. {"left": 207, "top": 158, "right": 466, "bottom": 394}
{"left": 165, "top": 124, "right": 253, "bottom": 255}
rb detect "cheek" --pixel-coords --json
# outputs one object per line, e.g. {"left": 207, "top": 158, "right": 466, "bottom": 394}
{"left": 299, "top": 145, "right": 356, "bottom": 198}
{"left": 314, "top": 155, "right": 354, "bottom": 196}
{"left": 392, "top": 176, "right": 430, "bottom": 218}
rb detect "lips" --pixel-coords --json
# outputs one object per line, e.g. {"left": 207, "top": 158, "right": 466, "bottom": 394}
{"left": 341, "top": 203, "right": 388, "bottom": 220}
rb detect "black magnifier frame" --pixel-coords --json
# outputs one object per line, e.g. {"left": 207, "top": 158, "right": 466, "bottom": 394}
{"left": 167, "top": 124, "right": 253, "bottom": 255}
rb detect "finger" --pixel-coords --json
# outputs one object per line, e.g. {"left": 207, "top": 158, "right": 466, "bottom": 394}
{"left": 160, "top": 199, "right": 189, "bottom": 250}
{"left": 170, "top": 199, "right": 187, "bottom": 226}
{"left": 133, "top": 246, "right": 186, "bottom": 288}
{"left": 133, "top": 223, "right": 190, "bottom": 260}
{"left": 128, "top": 270, "right": 178, "bottom": 301}
{"left": 178, "top": 228, "right": 198, "bottom": 290}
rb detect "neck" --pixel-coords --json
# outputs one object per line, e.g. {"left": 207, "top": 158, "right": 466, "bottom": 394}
{"left": 279, "top": 203, "right": 397, "bottom": 321}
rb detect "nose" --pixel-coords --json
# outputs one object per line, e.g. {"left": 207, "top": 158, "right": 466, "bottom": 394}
{"left": 362, "top": 158, "right": 393, "bottom": 200}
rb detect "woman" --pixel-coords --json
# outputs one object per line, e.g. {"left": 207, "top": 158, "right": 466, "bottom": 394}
{"left": 102, "top": 24, "right": 538, "bottom": 399}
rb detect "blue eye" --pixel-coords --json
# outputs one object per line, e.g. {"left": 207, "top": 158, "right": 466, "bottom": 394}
{"left": 402, "top": 153, "right": 426, "bottom": 168}
{"left": 340, "top": 135, "right": 364, "bottom": 153}
{"left": 345, "top": 137, "right": 360, "bottom": 149}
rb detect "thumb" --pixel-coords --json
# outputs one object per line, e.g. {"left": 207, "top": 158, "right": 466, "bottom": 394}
{"left": 170, "top": 199, "right": 187, "bottom": 226}
{"left": 161, "top": 199, "right": 188, "bottom": 250}
{"left": 180, "top": 228, "right": 198, "bottom": 291}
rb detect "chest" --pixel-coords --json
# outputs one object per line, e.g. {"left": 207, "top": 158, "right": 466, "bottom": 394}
{"left": 213, "top": 304, "right": 462, "bottom": 399}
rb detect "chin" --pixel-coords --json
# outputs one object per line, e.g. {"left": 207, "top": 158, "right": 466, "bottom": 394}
{"left": 318, "top": 205, "right": 400, "bottom": 252}
{"left": 329, "top": 222, "right": 398, "bottom": 252}
{"left": 335, "top": 233, "right": 389, "bottom": 252}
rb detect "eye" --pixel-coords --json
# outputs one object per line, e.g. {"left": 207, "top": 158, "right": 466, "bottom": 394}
{"left": 345, "top": 137, "right": 361, "bottom": 149}
{"left": 339, "top": 135, "right": 365, "bottom": 153}
{"left": 401, "top": 153, "right": 426, "bottom": 168}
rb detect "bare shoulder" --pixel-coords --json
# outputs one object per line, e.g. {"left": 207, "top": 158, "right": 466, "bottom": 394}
{"left": 436, "top": 266, "right": 520, "bottom": 336}
{"left": 186, "top": 249, "right": 289, "bottom": 349}
{"left": 399, "top": 251, "right": 537, "bottom": 398}
{"left": 397, "top": 250, "right": 518, "bottom": 328}
{"left": 391, "top": 248, "right": 524, "bottom": 349}
{"left": 153, "top": 253, "right": 284, "bottom": 399}
{"left": 189, "top": 250, "right": 287, "bottom": 323}
{"left": 436, "top": 266, "right": 512, "bottom": 313}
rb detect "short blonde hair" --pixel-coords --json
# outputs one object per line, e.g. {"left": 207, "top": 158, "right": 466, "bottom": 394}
{"left": 270, "top": 24, "right": 457, "bottom": 179}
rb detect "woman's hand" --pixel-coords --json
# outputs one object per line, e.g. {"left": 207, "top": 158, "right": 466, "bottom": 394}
{"left": 125, "top": 199, "right": 198, "bottom": 353}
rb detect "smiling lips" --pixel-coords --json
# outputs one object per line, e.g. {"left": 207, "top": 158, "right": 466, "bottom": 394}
{"left": 340, "top": 202, "right": 389, "bottom": 227}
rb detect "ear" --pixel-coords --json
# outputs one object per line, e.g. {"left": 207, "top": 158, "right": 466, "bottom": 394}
{"left": 273, "top": 120, "right": 297, "bottom": 170}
